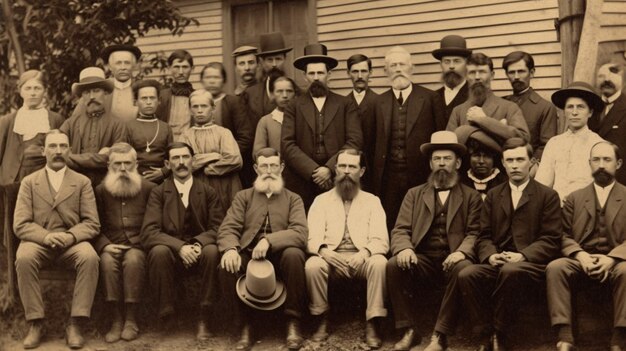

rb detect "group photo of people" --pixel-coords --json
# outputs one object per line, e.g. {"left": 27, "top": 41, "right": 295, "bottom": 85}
{"left": 1, "top": 1, "right": 626, "bottom": 351}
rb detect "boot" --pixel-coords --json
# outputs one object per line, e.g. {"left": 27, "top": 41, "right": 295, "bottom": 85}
{"left": 286, "top": 318, "right": 304, "bottom": 350}
{"left": 23, "top": 319, "right": 44, "bottom": 349}
{"left": 235, "top": 323, "right": 251, "bottom": 351}
{"left": 365, "top": 319, "right": 382, "bottom": 349}
{"left": 311, "top": 314, "right": 329, "bottom": 342}
{"left": 65, "top": 318, "right": 85, "bottom": 349}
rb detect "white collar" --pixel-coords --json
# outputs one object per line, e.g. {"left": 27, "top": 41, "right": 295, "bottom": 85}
{"left": 311, "top": 95, "right": 327, "bottom": 112}
{"left": 393, "top": 84, "right": 412, "bottom": 100}
{"left": 173, "top": 177, "right": 193, "bottom": 191}
{"left": 594, "top": 181, "right": 615, "bottom": 195}
{"left": 192, "top": 123, "right": 215, "bottom": 130}
{"left": 353, "top": 89, "right": 366, "bottom": 97}
{"left": 271, "top": 108, "right": 284, "bottom": 124}
{"left": 566, "top": 125, "right": 591, "bottom": 136}
{"left": 113, "top": 79, "right": 132, "bottom": 90}
{"left": 444, "top": 80, "right": 466, "bottom": 92}
{"left": 603, "top": 90, "right": 622, "bottom": 104}
{"left": 213, "top": 93, "right": 226, "bottom": 102}
{"left": 509, "top": 179, "right": 530, "bottom": 192}
{"left": 467, "top": 168, "right": 500, "bottom": 184}
{"left": 45, "top": 165, "right": 67, "bottom": 176}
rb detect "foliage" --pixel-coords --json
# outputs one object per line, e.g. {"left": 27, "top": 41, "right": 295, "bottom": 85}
{"left": 0, "top": 0, "right": 198, "bottom": 116}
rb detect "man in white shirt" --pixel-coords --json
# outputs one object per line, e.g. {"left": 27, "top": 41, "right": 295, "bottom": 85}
{"left": 547, "top": 141, "right": 626, "bottom": 351}
{"left": 305, "top": 149, "right": 389, "bottom": 348}
{"left": 432, "top": 35, "right": 472, "bottom": 123}
{"left": 536, "top": 82, "right": 605, "bottom": 203}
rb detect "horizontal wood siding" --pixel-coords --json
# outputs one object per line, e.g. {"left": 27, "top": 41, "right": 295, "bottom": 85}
{"left": 316, "top": 0, "right": 561, "bottom": 100}
{"left": 600, "top": 1, "right": 626, "bottom": 42}
{"left": 135, "top": 0, "right": 222, "bottom": 88}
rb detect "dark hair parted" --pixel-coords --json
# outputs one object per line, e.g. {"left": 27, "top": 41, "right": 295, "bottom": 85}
{"left": 165, "top": 142, "right": 194, "bottom": 160}
{"left": 337, "top": 148, "right": 366, "bottom": 168}
{"left": 502, "top": 51, "right": 535, "bottom": 72}
{"left": 200, "top": 62, "right": 227, "bottom": 83}
{"left": 467, "top": 52, "right": 494, "bottom": 72}
{"left": 590, "top": 141, "right": 622, "bottom": 161}
{"left": 167, "top": 50, "right": 194, "bottom": 67}
{"left": 347, "top": 54, "right": 372, "bottom": 71}
{"left": 502, "top": 137, "right": 533, "bottom": 159}
{"left": 269, "top": 76, "right": 300, "bottom": 94}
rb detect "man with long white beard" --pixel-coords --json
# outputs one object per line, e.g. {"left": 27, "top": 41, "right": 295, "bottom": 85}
{"left": 218, "top": 147, "right": 308, "bottom": 350}
{"left": 93, "top": 143, "right": 156, "bottom": 343}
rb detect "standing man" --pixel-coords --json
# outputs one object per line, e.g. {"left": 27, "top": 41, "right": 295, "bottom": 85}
{"left": 458, "top": 138, "right": 562, "bottom": 351}
{"left": 346, "top": 54, "right": 378, "bottom": 191}
{"left": 371, "top": 46, "right": 446, "bottom": 229}
{"left": 61, "top": 67, "right": 128, "bottom": 186}
{"left": 218, "top": 147, "right": 308, "bottom": 351}
{"left": 281, "top": 43, "right": 363, "bottom": 210}
{"left": 14, "top": 130, "right": 100, "bottom": 349}
{"left": 305, "top": 149, "right": 389, "bottom": 348}
{"left": 140, "top": 142, "right": 224, "bottom": 341}
{"left": 386, "top": 131, "right": 482, "bottom": 351}
{"left": 502, "top": 51, "right": 558, "bottom": 161}
{"left": 94, "top": 143, "right": 156, "bottom": 343}
{"left": 591, "top": 63, "right": 626, "bottom": 185}
{"left": 243, "top": 32, "right": 292, "bottom": 128}
{"left": 156, "top": 50, "right": 195, "bottom": 141}
{"left": 547, "top": 141, "right": 626, "bottom": 351}
{"left": 432, "top": 35, "right": 472, "bottom": 124}
{"left": 446, "top": 53, "right": 530, "bottom": 143}
{"left": 536, "top": 82, "right": 605, "bottom": 203}
{"left": 232, "top": 46, "right": 259, "bottom": 96}
{"left": 102, "top": 44, "right": 142, "bottom": 122}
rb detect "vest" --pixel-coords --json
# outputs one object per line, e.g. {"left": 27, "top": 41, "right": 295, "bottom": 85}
{"left": 583, "top": 196, "right": 611, "bottom": 254}
{"left": 246, "top": 212, "right": 272, "bottom": 253}
{"left": 314, "top": 107, "right": 328, "bottom": 163}
{"left": 417, "top": 193, "right": 450, "bottom": 257}
{"left": 389, "top": 98, "right": 408, "bottom": 165}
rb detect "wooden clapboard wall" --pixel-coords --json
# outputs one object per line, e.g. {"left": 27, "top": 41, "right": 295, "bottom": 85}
{"left": 600, "top": 0, "right": 626, "bottom": 43}
{"left": 135, "top": 0, "right": 222, "bottom": 88}
{"left": 317, "top": 0, "right": 562, "bottom": 100}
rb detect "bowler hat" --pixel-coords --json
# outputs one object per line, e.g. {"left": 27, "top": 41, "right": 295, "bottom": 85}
{"left": 232, "top": 45, "right": 258, "bottom": 58}
{"left": 432, "top": 35, "right": 472, "bottom": 60}
{"left": 420, "top": 131, "right": 467, "bottom": 156}
{"left": 293, "top": 43, "right": 338, "bottom": 71}
{"left": 257, "top": 32, "right": 292, "bottom": 57}
{"left": 551, "top": 81, "right": 605, "bottom": 113}
{"left": 101, "top": 44, "right": 142, "bottom": 63}
{"left": 71, "top": 67, "right": 114, "bottom": 96}
{"left": 454, "top": 125, "right": 502, "bottom": 153}
{"left": 236, "top": 259, "right": 286, "bottom": 311}
{"left": 132, "top": 79, "right": 162, "bottom": 96}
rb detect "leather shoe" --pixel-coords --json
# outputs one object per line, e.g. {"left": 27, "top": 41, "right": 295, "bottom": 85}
{"left": 105, "top": 319, "right": 123, "bottom": 343}
{"left": 23, "top": 320, "right": 44, "bottom": 349}
{"left": 492, "top": 333, "right": 507, "bottom": 351}
{"left": 196, "top": 320, "right": 212, "bottom": 341}
{"left": 394, "top": 327, "right": 419, "bottom": 351}
{"left": 286, "top": 319, "right": 303, "bottom": 350}
{"left": 311, "top": 314, "right": 329, "bottom": 342}
{"left": 235, "top": 324, "right": 251, "bottom": 351}
{"left": 65, "top": 323, "right": 85, "bottom": 349}
{"left": 121, "top": 320, "right": 139, "bottom": 341}
{"left": 610, "top": 346, "right": 623, "bottom": 351}
{"left": 424, "top": 332, "right": 448, "bottom": 351}
{"left": 475, "top": 344, "right": 492, "bottom": 351}
{"left": 556, "top": 341, "right": 575, "bottom": 351}
{"left": 365, "top": 320, "right": 382, "bottom": 349}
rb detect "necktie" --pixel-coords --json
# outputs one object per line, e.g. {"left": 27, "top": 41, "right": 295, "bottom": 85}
{"left": 398, "top": 91, "right": 404, "bottom": 105}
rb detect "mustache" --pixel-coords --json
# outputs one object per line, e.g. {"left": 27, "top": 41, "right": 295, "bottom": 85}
{"left": 600, "top": 81, "right": 616, "bottom": 89}
{"left": 175, "top": 164, "right": 189, "bottom": 171}
{"left": 52, "top": 156, "right": 65, "bottom": 162}
{"left": 309, "top": 80, "right": 329, "bottom": 98}
{"left": 87, "top": 99, "right": 102, "bottom": 106}
{"left": 354, "top": 78, "right": 366, "bottom": 83}
{"left": 470, "top": 82, "right": 488, "bottom": 107}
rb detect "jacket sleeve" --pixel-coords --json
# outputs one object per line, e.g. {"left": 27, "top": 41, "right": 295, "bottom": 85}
{"left": 535, "top": 103, "right": 558, "bottom": 160}
{"left": 252, "top": 117, "right": 269, "bottom": 158}
{"left": 390, "top": 188, "right": 417, "bottom": 256}
{"left": 193, "top": 185, "right": 223, "bottom": 247}
{"left": 13, "top": 178, "right": 49, "bottom": 244}
{"left": 266, "top": 193, "right": 307, "bottom": 251}
{"left": 534, "top": 138, "right": 556, "bottom": 189}
{"left": 472, "top": 104, "right": 530, "bottom": 142}
{"left": 432, "top": 91, "right": 447, "bottom": 131}
{"left": 446, "top": 106, "right": 461, "bottom": 131}
{"left": 281, "top": 100, "right": 320, "bottom": 179}
{"left": 561, "top": 192, "right": 583, "bottom": 258}
{"left": 228, "top": 95, "right": 254, "bottom": 155}
{"left": 324, "top": 98, "right": 363, "bottom": 170}
{"left": 93, "top": 186, "right": 112, "bottom": 254}
{"left": 67, "top": 178, "right": 100, "bottom": 242}
{"left": 456, "top": 189, "right": 482, "bottom": 260}
{"left": 217, "top": 191, "right": 247, "bottom": 252}
{"left": 140, "top": 186, "right": 186, "bottom": 252}
{"left": 519, "top": 188, "right": 562, "bottom": 263}
{"left": 307, "top": 195, "right": 327, "bottom": 254}
{"left": 476, "top": 189, "right": 499, "bottom": 263}
{"left": 365, "top": 195, "right": 389, "bottom": 256}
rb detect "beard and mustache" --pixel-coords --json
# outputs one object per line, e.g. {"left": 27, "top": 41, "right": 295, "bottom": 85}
{"left": 335, "top": 172, "right": 361, "bottom": 201}
{"left": 308, "top": 80, "right": 329, "bottom": 98}
{"left": 390, "top": 72, "right": 412, "bottom": 91}
{"left": 103, "top": 168, "right": 143, "bottom": 198}
{"left": 254, "top": 173, "right": 284, "bottom": 194}
{"left": 428, "top": 168, "right": 459, "bottom": 190}
{"left": 511, "top": 80, "right": 528, "bottom": 94}
{"left": 600, "top": 80, "right": 617, "bottom": 97}
{"left": 592, "top": 168, "right": 615, "bottom": 187}
{"left": 442, "top": 70, "right": 463, "bottom": 89}
{"left": 470, "top": 82, "right": 489, "bottom": 107}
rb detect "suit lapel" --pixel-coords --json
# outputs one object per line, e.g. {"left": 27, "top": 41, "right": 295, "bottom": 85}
{"left": 189, "top": 180, "right": 206, "bottom": 231}
{"left": 163, "top": 179, "right": 181, "bottom": 232}
{"left": 52, "top": 170, "right": 77, "bottom": 209}
{"left": 599, "top": 94, "right": 626, "bottom": 136}
{"left": 499, "top": 184, "right": 512, "bottom": 219}
{"left": 580, "top": 185, "right": 597, "bottom": 244}
{"left": 514, "top": 181, "right": 532, "bottom": 211}
{"left": 405, "top": 85, "right": 425, "bottom": 137}
{"left": 446, "top": 185, "right": 463, "bottom": 233}
{"left": 301, "top": 96, "right": 317, "bottom": 133}
{"left": 323, "top": 94, "right": 340, "bottom": 132}
{"left": 482, "top": 94, "right": 499, "bottom": 120}
{"left": 33, "top": 170, "right": 54, "bottom": 207}
{"left": 423, "top": 185, "right": 435, "bottom": 222}
{"left": 449, "top": 82, "right": 469, "bottom": 107}
{"left": 381, "top": 90, "right": 393, "bottom": 140}
{"left": 606, "top": 184, "right": 625, "bottom": 230}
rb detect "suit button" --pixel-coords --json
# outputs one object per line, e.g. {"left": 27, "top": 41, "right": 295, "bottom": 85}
{"left": 122, "top": 202, "right": 126, "bottom": 206}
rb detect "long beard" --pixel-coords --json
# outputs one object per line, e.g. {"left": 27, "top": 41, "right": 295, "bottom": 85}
{"left": 443, "top": 70, "right": 463, "bottom": 89}
{"left": 308, "top": 81, "right": 329, "bottom": 98}
{"left": 511, "top": 80, "right": 527, "bottom": 94}
{"left": 254, "top": 175, "right": 284, "bottom": 194}
{"left": 592, "top": 168, "right": 615, "bottom": 187}
{"left": 103, "top": 169, "right": 143, "bottom": 198}
{"left": 428, "top": 169, "right": 459, "bottom": 190}
{"left": 470, "top": 82, "right": 488, "bottom": 107}
{"left": 335, "top": 173, "right": 360, "bottom": 201}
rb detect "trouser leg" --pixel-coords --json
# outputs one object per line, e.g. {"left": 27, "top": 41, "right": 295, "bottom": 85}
{"left": 546, "top": 257, "right": 586, "bottom": 327}
{"left": 354, "top": 254, "right": 388, "bottom": 321}
{"left": 58, "top": 241, "right": 100, "bottom": 318}
{"left": 122, "top": 248, "right": 146, "bottom": 303}
{"left": 15, "top": 242, "right": 55, "bottom": 321}
{"left": 196, "top": 244, "right": 219, "bottom": 310}
{"left": 458, "top": 263, "right": 498, "bottom": 328}
{"left": 435, "top": 258, "right": 473, "bottom": 335}
{"left": 272, "top": 247, "right": 307, "bottom": 319}
{"left": 218, "top": 252, "right": 251, "bottom": 327}
{"left": 147, "top": 245, "right": 177, "bottom": 317}
{"left": 305, "top": 255, "right": 330, "bottom": 316}
{"left": 611, "top": 261, "right": 626, "bottom": 327}
{"left": 100, "top": 251, "right": 122, "bottom": 302}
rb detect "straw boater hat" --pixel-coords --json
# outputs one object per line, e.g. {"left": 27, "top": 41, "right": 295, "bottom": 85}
{"left": 551, "top": 81, "right": 605, "bottom": 113}
{"left": 420, "top": 130, "right": 467, "bottom": 156}
{"left": 432, "top": 35, "right": 472, "bottom": 61}
{"left": 232, "top": 45, "right": 258, "bottom": 58}
{"left": 293, "top": 43, "right": 338, "bottom": 72}
{"left": 71, "top": 67, "right": 114, "bottom": 96}
{"left": 236, "top": 259, "right": 286, "bottom": 311}
{"left": 257, "top": 32, "right": 292, "bottom": 57}
{"left": 454, "top": 125, "right": 502, "bottom": 153}
{"left": 101, "top": 44, "right": 142, "bottom": 63}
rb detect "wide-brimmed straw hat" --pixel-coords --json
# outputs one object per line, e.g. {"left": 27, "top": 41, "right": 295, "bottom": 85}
{"left": 420, "top": 131, "right": 467, "bottom": 156}
{"left": 551, "top": 81, "right": 605, "bottom": 113}
{"left": 71, "top": 67, "right": 113, "bottom": 96}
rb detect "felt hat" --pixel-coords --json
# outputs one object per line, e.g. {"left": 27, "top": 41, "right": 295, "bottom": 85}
{"left": 101, "top": 44, "right": 142, "bottom": 63}
{"left": 432, "top": 35, "right": 472, "bottom": 60}
{"left": 420, "top": 130, "right": 467, "bottom": 156}
{"left": 71, "top": 67, "right": 114, "bottom": 96}
{"left": 132, "top": 79, "right": 162, "bottom": 95}
{"left": 293, "top": 43, "right": 338, "bottom": 71}
{"left": 551, "top": 81, "right": 605, "bottom": 113}
{"left": 236, "top": 259, "right": 286, "bottom": 311}
{"left": 257, "top": 32, "right": 292, "bottom": 57}
{"left": 454, "top": 125, "right": 502, "bottom": 153}
{"left": 232, "top": 45, "right": 258, "bottom": 58}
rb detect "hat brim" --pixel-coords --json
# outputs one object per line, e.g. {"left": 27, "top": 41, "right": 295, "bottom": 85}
{"left": 432, "top": 48, "right": 472, "bottom": 61}
{"left": 101, "top": 44, "right": 142, "bottom": 62}
{"left": 236, "top": 275, "right": 287, "bottom": 311}
{"left": 420, "top": 143, "right": 467, "bottom": 156}
{"left": 72, "top": 80, "right": 114, "bottom": 96}
{"left": 257, "top": 47, "right": 293, "bottom": 57}
{"left": 293, "top": 56, "right": 339, "bottom": 71}
{"left": 551, "top": 88, "right": 605, "bottom": 113}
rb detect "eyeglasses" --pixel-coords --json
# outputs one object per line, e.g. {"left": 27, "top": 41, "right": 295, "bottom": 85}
{"left": 257, "top": 164, "right": 281, "bottom": 172}
{"left": 431, "top": 156, "right": 455, "bottom": 162}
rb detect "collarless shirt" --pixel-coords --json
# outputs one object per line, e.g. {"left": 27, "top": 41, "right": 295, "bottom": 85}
{"left": 594, "top": 181, "right": 615, "bottom": 209}
{"left": 353, "top": 89, "right": 366, "bottom": 106}
{"left": 173, "top": 177, "right": 193, "bottom": 208}
{"left": 437, "top": 190, "right": 450, "bottom": 205}
{"left": 45, "top": 166, "right": 67, "bottom": 193}
{"left": 393, "top": 84, "right": 413, "bottom": 103}
{"left": 509, "top": 179, "right": 530, "bottom": 210}
{"left": 444, "top": 80, "right": 466, "bottom": 105}
{"left": 312, "top": 96, "right": 327, "bottom": 112}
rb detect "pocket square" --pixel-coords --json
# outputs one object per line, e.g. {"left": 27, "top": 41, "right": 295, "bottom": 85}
{"left": 613, "top": 125, "right": 619, "bottom": 129}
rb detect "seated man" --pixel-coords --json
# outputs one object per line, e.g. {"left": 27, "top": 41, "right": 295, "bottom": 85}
{"left": 547, "top": 141, "right": 626, "bottom": 351}
{"left": 387, "top": 131, "right": 482, "bottom": 351}
{"left": 458, "top": 137, "right": 562, "bottom": 351}
{"left": 305, "top": 149, "right": 389, "bottom": 348}
{"left": 218, "top": 147, "right": 307, "bottom": 350}
{"left": 93, "top": 143, "right": 156, "bottom": 342}
{"left": 140, "top": 142, "right": 224, "bottom": 341}
{"left": 14, "top": 130, "right": 100, "bottom": 349}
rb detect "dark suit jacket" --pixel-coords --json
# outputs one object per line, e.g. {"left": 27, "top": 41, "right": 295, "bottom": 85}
{"left": 140, "top": 177, "right": 224, "bottom": 252}
{"left": 281, "top": 91, "right": 363, "bottom": 199}
{"left": 476, "top": 179, "right": 561, "bottom": 264}
{"left": 371, "top": 84, "right": 446, "bottom": 195}
{"left": 561, "top": 182, "right": 626, "bottom": 260}
{"left": 590, "top": 93, "right": 626, "bottom": 185}
{"left": 504, "top": 87, "right": 558, "bottom": 160}
{"left": 220, "top": 94, "right": 254, "bottom": 156}
{"left": 156, "top": 87, "right": 175, "bottom": 123}
{"left": 347, "top": 88, "right": 379, "bottom": 191}
{"left": 243, "top": 79, "right": 275, "bottom": 129}
{"left": 436, "top": 81, "right": 469, "bottom": 125}
{"left": 217, "top": 188, "right": 307, "bottom": 253}
{"left": 390, "top": 182, "right": 482, "bottom": 259}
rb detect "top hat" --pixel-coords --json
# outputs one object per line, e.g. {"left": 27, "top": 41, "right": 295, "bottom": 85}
{"left": 101, "top": 44, "right": 142, "bottom": 63}
{"left": 257, "top": 32, "right": 292, "bottom": 57}
{"left": 293, "top": 43, "right": 338, "bottom": 71}
{"left": 432, "top": 35, "right": 472, "bottom": 61}
{"left": 232, "top": 45, "right": 258, "bottom": 58}
{"left": 236, "top": 259, "right": 286, "bottom": 311}
{"left": 71, "top": 67, "right": 114, "bottom": 96}
{"left": 551, "top": 81, "right": 605, "bottom": 113}
{"left": 420, "top": 130, "right": 467, "bottom": 156}
{"left": 454, "top": 125, "right": 502, "bottom": 153}
{"left": 132, "top": 79, "right": 162, "bottom": 95}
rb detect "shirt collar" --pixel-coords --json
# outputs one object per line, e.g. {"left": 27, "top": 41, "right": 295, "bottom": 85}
{"left": 566, "top": 125, "right": 591, "bottom": 135}
{"left": 271, "top": 108, "right": 284, "bottom": 124}
{"left": 509, "top": 179, "right": 530, "bottom": 192}
{"left": 468, "top": 168, "right": 500, "bottom": 184}
{"left": 173, "top": 177, "right": 193, "bottom": 191}
{"left": 45, "top": 165, "right": 67, "bottom": 177}
{"left": 603, "top": 90, "right": 622, "bottom": 104}
{"left": 353, "top": 89, "right": 366, "bottom": 98}
{"left": 444, "top": 80, "right": 466, "bottom": 92}
{"left": 393, "top": 84, "right": 412, "bottom": 100}
{"left": 594, "top": 181, "right": 616, "bottom": 194}
{"left": 113, "top": 79, "right": 132, "bottom": 90}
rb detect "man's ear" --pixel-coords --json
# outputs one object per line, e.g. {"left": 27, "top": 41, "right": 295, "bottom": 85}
{"left": 617, "top": 158, "right": 623, "bottom": 170}
{"left": 164, "top": 159, "right": 171, "bottom": 170}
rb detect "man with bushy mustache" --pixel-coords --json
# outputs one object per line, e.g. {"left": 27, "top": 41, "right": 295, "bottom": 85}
{"left": 218, "top": 147, "right": 308, "bottom": 350}
{"left": 432, "top": 35, "right": 472, "bottom": 123}
{"left": 93, "top": 142, "right": 156, "bottom": 343}
{"left": 446, "top": 53, "right": 529, "bottom": 145}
